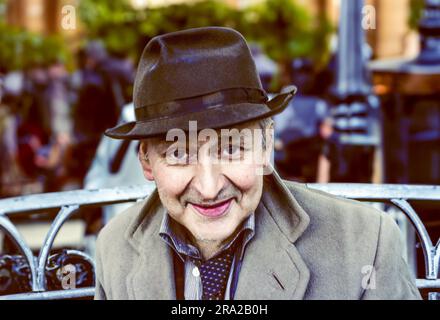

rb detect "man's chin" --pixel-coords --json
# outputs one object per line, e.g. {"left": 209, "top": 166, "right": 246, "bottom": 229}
{"left": 191, "top": 231, "right": 232, "bottom": 243}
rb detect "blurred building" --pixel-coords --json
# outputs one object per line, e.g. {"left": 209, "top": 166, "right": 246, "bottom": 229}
{"left": 7, "top": 0, "right": 71, "bottom": 34}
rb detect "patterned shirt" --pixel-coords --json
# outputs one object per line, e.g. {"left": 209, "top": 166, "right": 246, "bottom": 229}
{"left": 159, "top": 212, "right": 255, "bottom": 300}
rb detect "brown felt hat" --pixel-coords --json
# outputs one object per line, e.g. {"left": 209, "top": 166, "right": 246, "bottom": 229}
{"left": 105, "top": 26, "right": 297, "bottom": 140}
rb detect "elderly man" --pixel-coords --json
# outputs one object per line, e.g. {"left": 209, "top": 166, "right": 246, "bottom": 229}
{"left": 94, "top": 27, "right": 421, "bottom": 300}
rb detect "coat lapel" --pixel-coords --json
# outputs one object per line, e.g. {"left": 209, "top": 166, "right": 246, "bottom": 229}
{"left": 125, "top": 190, "right": 176, "bottom": 300}
{"left": 235, "top": 170, "right": 311, "bottom": 300}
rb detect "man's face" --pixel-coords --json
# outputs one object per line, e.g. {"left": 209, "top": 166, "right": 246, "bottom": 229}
{"left": 139, "top": 121, "right": 272, "bottom": 245}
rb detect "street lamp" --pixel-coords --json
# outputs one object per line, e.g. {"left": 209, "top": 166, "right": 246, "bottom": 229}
{"left": 328, "top": 0, "right": 380, "bottom": 183}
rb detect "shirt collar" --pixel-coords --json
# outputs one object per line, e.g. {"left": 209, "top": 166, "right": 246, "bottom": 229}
{"left": 159, "top": 212, "right": 255, "bottom": 261}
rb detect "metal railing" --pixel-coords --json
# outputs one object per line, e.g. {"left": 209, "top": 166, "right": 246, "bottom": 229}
{"left": 308, "top": 183, "right": 440, "bottom": 301}
{"left": 0, "top": 183, "right": 439, "bottom": 300}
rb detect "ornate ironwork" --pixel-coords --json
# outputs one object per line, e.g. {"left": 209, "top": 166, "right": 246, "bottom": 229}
{"left": 0, "top": 183, "right": 438, "bottom": 300}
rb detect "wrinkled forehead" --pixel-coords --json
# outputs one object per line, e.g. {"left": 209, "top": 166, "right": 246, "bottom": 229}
{"left": 147, "top": 121, "right": 262, "bottom": 151}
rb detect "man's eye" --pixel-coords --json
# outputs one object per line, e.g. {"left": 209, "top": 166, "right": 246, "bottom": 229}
{"left": 221, "top": 145, "right": 242, "bottom": 158}
{"left": 166, "top": 148, "right": 189, "bottom": 164}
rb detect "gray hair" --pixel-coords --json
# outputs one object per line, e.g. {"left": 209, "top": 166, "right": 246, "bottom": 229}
{"left": 258, "top": 117, "right": 273, "bottom": 150}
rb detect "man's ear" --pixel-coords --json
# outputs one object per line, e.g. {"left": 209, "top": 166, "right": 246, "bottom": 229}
{"left": 139, "top": 140, "right": 155, "bottom": 181}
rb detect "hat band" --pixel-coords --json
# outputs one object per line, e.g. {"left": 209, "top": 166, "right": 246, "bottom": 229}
{"left": 135, "top": 88, "right": 268, "bottom": 121}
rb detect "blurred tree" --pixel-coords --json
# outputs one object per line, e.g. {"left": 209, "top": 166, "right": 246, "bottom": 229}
{"left": 78, "top": 0, "right": 139, "bottom": 58}
{"left": 0, "top": 24, "right": 22, "bottom": 71}
{"left": 78, "top": 0, "right": 137, "bottom": 33}
{"left": 77, "top": 0, "right": 333, "bottom": 88}
{"left": 42, "top": 35, "right": 72, "bottom": 66}
{"left": 242, "top": 0, "right": 333, "bottom": 89}
{"left": 136, "top": 0, "right": 242, "bottom": 57}
{"left": 0, "top": 24, "right": 72, "bottom": 72}
{"left": 139, "top": 1, "right": 239, "bottom": 37}
{"left": 0, "top": 0, "right": 5, "bottom": 24}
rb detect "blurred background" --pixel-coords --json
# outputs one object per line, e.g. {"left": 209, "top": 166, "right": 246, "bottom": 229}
{"left": 0, "top": 0, "right": 439, "bottom": 297}
{"left": 0, "top": 0, "right": 434, "bottom": 194}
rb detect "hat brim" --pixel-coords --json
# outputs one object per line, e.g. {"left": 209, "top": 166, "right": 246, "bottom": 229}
{"left": 104, "top": 86, "right": 297, "bottom": 140}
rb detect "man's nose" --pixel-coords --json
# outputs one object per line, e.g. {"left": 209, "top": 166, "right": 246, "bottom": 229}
{"left": 191, "top": 149, "right": 224, "bottom": 200}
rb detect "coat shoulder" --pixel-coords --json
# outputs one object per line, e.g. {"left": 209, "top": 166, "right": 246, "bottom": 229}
{"left": 283, "top": 180, "right": 389, "bottom": 233}
{"left": 97, "top": 200, "right": 145, "bottom": 246}
{"left": 94, "top": 200, "right": 148, "bottom": 300}
{"left": 281, "top": 181, "right": 415, "bottom": 299}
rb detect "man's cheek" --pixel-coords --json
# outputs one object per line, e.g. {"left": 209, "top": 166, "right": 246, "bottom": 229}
{"left": 153, "top": 168, "right": 191, "bottom": 199}
{"left": 223, "top": 164, "right": 259, "bottom": 191}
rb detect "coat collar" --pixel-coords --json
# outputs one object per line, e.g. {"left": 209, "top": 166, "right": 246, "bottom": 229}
{"left": 234, "top": 169, "right": 310, "bottom": 299}
{"left": 125, "top": 190, "right": 177, "bottom": 299}
{"left": 124, "top": 168, "right": 310, "bottom": 300}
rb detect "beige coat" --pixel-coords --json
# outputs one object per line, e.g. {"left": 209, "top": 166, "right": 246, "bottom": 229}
{"left": 94, "top": 171, "right": 421, "bottom": 300}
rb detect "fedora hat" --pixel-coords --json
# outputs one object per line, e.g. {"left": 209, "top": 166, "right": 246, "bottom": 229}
{"left": 105, "top": 26, "right": 297, "bottom": 140}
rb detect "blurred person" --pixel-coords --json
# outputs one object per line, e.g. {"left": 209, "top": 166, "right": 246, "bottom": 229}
{"left": 273, "top": 58, "right": 330, "bottom": 182}
{"left": 250, "top": 44, "right": 278, "bottom": 92}
{"left": 46, "top": 61, "right": 72, "bottom": 143}
{"left": 0, "top": 72, "right": 21, "bottom": 195}
{"left": 13, "top": 66, "right": 51, "bottom": 186}
{"left": 72, "top": 41, "right": 113, "bottom": 150}
{"left": 94, "top": 27, "right": 420, "bottom": 300}
{"left": 84, "top": 102, "right": 150, "bottom": 224}
{"left": 273, "top": 97, "right": 329, "bottom": 182}
{"left": 40, "top": 61, "right": 74, "bottom": 191}
{"left": 69, "top": 41, "right": 134, "bottom": 186}
{"left": 74, "top": 41, "right": 134, "bottom": 138}
{"left": 11, "top": 62, "right": 74, "bottom": 192}
{"left": 20, "top": 65, "right": 51, "bottom": 138}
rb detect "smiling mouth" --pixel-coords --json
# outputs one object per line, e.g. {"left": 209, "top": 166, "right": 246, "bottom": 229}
{"left": 189, "top": 198, "right": 234, "bottom": 218}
